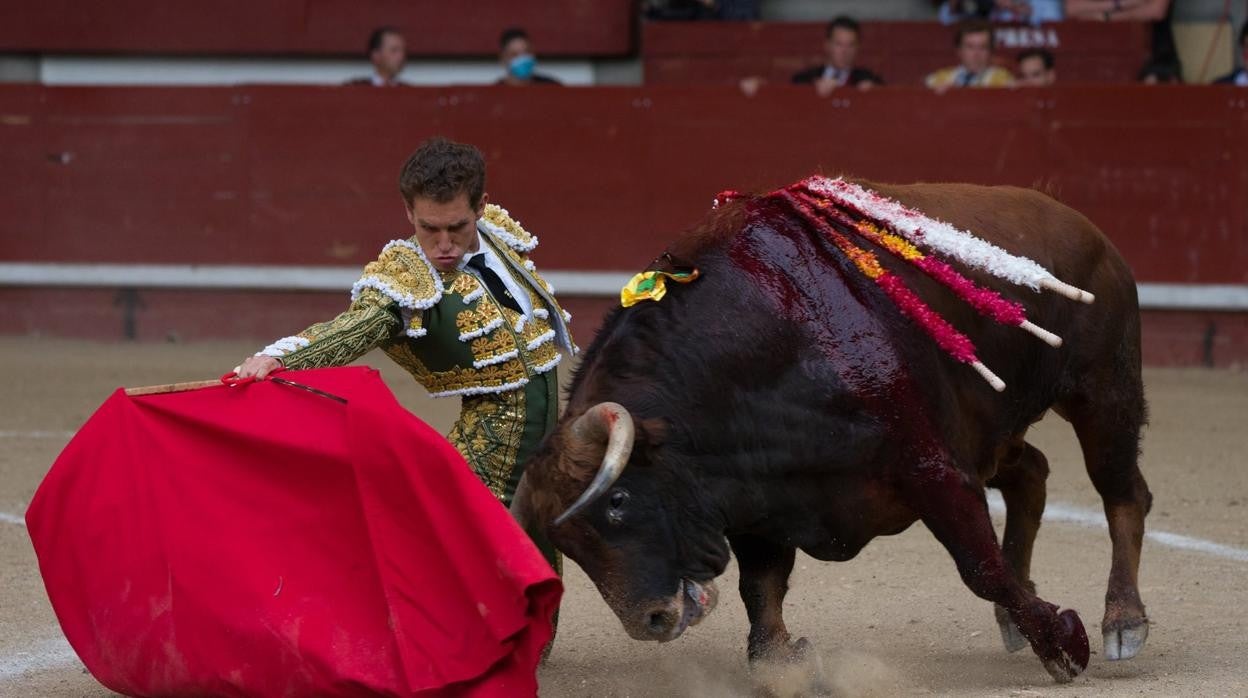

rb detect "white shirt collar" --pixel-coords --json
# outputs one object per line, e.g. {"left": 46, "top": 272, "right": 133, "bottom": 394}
{"left": 459, "top": 235, "right": 535, "bottom": 317}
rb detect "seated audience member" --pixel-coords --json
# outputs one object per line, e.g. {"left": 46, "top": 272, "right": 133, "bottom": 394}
{"left": 346, "top": 27, "right": 407, "bottom": 87}
{"left": 1016, "top": 48, "right": 1056, "bottom": 85}
{"left": 791, "top": 16, "right": 884, "bottom": 95}
{"left": 937, "top": 0, "right": 1063, "bottom": 24}
{"left": 1213, "top": 22, "right": 1247, "bottom": 86}
{"left": 1064, "top": 0, "right": 1170, "bottom": 21}
{"left": 497, "top": 28, "right": 561, "bottom": 86}
{"left": 1137, "top": 61, "right": 1182, "bottom": 83}
{"left": 926, "top": 20, "right": 1015, "bottom": 89}
{"left": 645, "top": 0, "right": 760, "bottom": 20}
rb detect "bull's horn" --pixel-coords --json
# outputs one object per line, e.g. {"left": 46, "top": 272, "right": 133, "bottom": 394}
{"left": 553, "top": 402, "right": 635, "bottom": 526}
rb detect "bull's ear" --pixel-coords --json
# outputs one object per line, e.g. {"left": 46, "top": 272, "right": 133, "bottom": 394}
{"left": 510, "top": 473, "right": 535, "bottom": 529}
{"left": 635, "top": 417, "right": 668, "bottom": 466}
{"left": 510, "top": 471, "right": 564, "bottom": 531}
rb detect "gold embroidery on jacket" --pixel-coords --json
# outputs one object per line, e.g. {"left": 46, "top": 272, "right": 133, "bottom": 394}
{"left": 471, "top": 328, "right": 520, "bottom": 365}
{"left": 449, "top": 272, "right": 481, "bottom": 298}
{"left": 358, "top": 244, "right": 442, "bottom": 307}
{"left": 411, "top": 359, "right": 530, "bottom": 397}
{"left": 447, "top": 389, "right": 526, "bottom": 500}
{"left": 281, "top": 295, "right": 400, "bottom": 370}
{"left": 455, "top": 301, "right": 504, "bottom": 340}
{"left": 482, "top": 204, "right": 537, "bottom": 250}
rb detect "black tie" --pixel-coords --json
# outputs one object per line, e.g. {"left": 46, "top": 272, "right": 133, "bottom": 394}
{"left": 466, "top": 254, "right": 522, "bottom": 313}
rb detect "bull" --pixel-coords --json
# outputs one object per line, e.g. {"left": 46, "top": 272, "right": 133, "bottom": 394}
{"left": 512, "top": 177, "right": 1150, "bottom": 684}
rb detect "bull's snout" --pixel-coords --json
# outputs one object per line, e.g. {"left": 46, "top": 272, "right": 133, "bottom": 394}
{"left": 622, "top": 579, "right": 719, "bottom": 642}
{"left": 633, "top": 598, "right": 685, "bottom": 642}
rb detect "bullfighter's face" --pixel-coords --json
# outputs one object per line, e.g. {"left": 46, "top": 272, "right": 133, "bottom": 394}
{"left": 406, "top": 192, "right": 484, "bottom": 272}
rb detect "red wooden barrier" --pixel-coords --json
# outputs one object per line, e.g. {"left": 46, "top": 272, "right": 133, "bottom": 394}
{"left": 1, "top": 84, "right": 1245, "bottom": 364}
{"left": 0, "top": 0, "right": 636, "bottom": 57}
{"left": 2, "top": 85, "right": 1243, "bottom": 283}
{"left": 642, "top": 21, "right": 1152, "bottom": 86}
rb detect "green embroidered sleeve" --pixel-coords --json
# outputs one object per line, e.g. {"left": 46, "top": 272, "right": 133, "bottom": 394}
{"left": 261, "top": 289, "right": 404, "bottom": 370}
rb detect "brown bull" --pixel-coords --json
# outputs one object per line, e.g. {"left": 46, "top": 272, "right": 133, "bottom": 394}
{"left": 514, "top": 177, "right": 1150, "bottom": 684}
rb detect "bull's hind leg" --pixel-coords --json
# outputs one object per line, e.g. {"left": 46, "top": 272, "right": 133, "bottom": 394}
{"left": 908, "top": 463, "right": 1088, "bottom": 682}
{"left": 1059, "top": 362, "right": 1151, "bottom": 661}
{"left": 986, "top": 438, "right": 1050, "bottom": 653}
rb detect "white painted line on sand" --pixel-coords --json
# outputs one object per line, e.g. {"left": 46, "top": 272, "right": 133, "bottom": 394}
{"left": 986, "top": 491, "right": 1248, "bottom": 563}
{"left": 0, "top": 635, "right": 80, "bottom": 682}
{"left": 0, "top": 511, "right": 26, "bottom": 527}
{"left": 0, "top": 430, "right": 74, "bottom": 439}
{"left": 1145, "top": 530, "right": 1248, "bottom": 563}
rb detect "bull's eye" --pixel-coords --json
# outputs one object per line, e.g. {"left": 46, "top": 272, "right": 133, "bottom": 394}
{"left": 606, "top": 489, "right": 629, "bottom": 525}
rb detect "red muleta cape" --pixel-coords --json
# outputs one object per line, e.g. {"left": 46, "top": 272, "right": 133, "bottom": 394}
{"left": 25, "top": 366, "right": 561, "bottom": 697}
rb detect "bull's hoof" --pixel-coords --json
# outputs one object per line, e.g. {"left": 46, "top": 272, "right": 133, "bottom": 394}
{"left": 1103, "top": 617, "right": 1148, "bottom": 661}
{"left": 1041, "top": 609, "right": 1090, "bottom": 683}
{"left": 751, "top": 638, "right": 833, "bottom": 697}
{"left": 993, "top": 603, "right": 1027, "bottom": 653}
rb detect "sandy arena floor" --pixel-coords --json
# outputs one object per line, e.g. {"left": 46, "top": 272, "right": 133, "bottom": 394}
{"left": 1, "top": 337, "right": 1246, "bottom": 697}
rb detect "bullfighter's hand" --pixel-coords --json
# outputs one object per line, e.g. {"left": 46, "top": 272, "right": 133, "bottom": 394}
{"left": 235, "top": 355, "right": 282, "bottom": 380}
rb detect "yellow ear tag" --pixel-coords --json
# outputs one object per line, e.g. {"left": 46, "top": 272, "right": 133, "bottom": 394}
{"left": 620, "top": 269, "right": 699, "bottom": 307}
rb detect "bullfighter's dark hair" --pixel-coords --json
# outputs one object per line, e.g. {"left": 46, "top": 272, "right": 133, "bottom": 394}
{"left": 367, "top": 26, "right": 402, "bottom": 56}
{"left": 1017, "top": 48, "right": 1054, "bottom": 70}
{"left": 825, "top": 16, "right": 861, "bottom": 39}
{"left": 398, "top": 138, "right": 486, "bottom": 209}
{"left": 954, "top": 19, "right": 993, "bottom": 48}
{"left": 499, "top": 27, "right": 529, "bottom": 51}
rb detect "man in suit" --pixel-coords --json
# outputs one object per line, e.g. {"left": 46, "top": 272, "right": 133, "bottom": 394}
{"left": 345, "top": 26, "right": 408, "bottom": 87}
{"left": 791, "top": 16, "right": 884, "bottom": 95}
{"left": 235, "top": 138, "right": 575, "bottom": 576}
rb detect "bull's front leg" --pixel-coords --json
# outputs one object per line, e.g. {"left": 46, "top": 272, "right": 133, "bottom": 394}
{"left": 730, "top": 534, "right": 831, "bottom": 696}
{"left": 728, "top": 534, "right": 806, "bottom": 662}
{"left": 907, "top": 461, "right": 1089, "bottom": 683}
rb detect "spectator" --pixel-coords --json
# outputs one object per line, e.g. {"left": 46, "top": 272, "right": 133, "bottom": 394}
{"left": 791, "top": 16, "right": 884, "bottom": 95}
{"left": 1137, "top": 61, "right": 1182, "bottom": 84}
{"left": 346, "top": 27, "right": 407, "bottom": 87}
{"left": 1016, "top": 48, "right": 1056, "bottom": 85}
{"left": 497, "top": 28, "right": 561, "bottom": 86}
{"left": 1064, "top": 0, "right": 1170, "bottom": 22}
{"left": 926, "top": 20, "right": 1015, "bottom": 90}
{"left": 1213, "top": 22, "right": 1247, "bottom": 86}
{"left": 644, "top": 0, "right": 760, "bottom": 21}
{"left": 937, "top": 0, "right": 1063, "bottom": 25}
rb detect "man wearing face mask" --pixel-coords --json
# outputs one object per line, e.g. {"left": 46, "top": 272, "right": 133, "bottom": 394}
{"left": 497, "top": 27, "right": 562, "bottom": 86}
